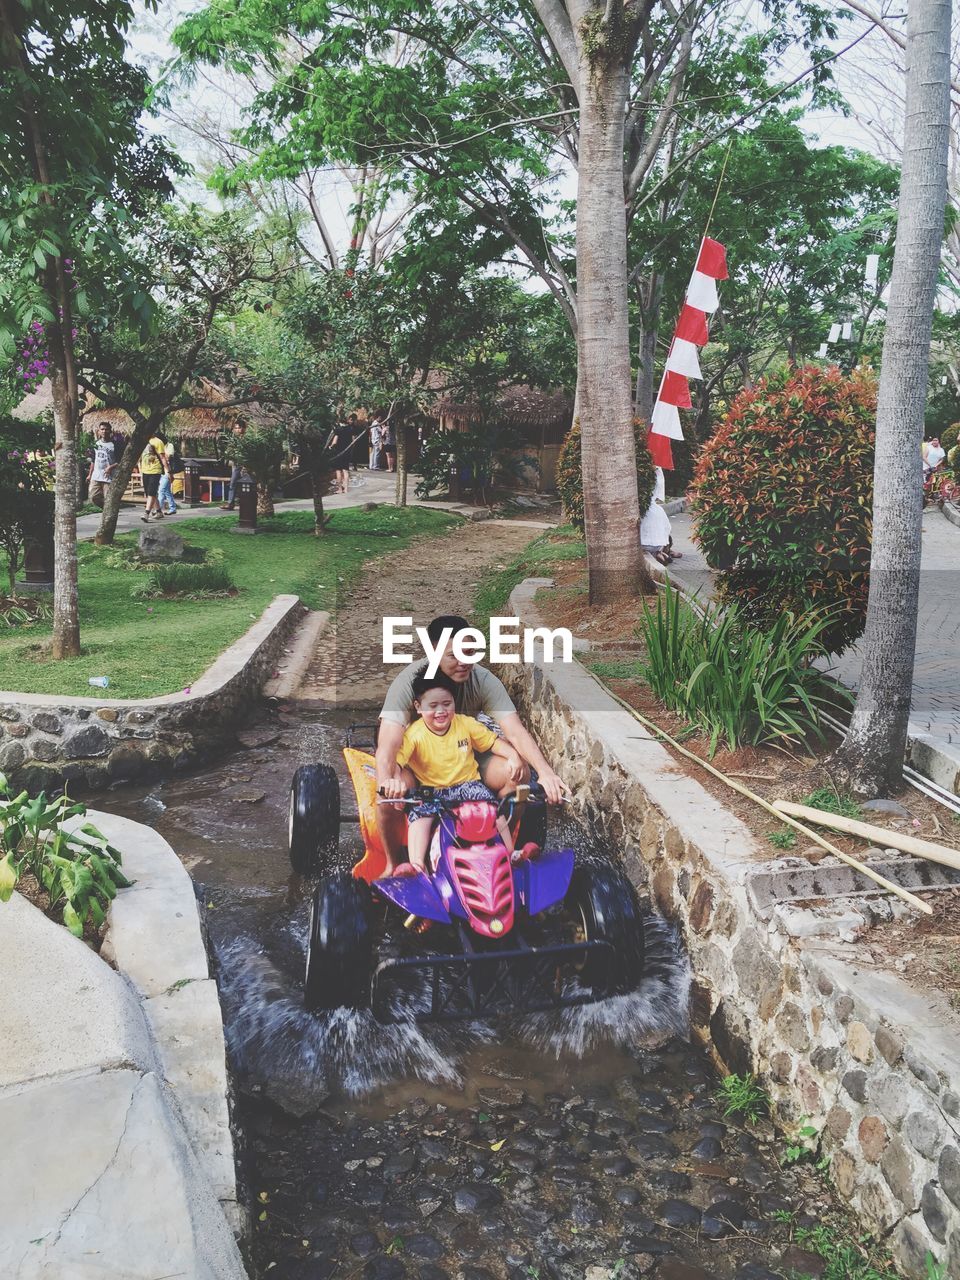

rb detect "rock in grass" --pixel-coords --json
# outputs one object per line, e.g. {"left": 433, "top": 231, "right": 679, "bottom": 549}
{"left": 138, "top": 526, "right": 185, "bottom": 560}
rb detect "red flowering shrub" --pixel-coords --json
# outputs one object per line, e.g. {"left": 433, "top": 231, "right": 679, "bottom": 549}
{"left": 692, "top": 364, "right": 876, "bottom": 655}
{"left": 557, "top": 418, "right": 656, "bottom": 534}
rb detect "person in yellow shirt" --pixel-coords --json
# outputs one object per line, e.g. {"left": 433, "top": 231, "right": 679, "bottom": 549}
{"left": 139, "top": 435, "right": 167, "bottom": 522}
{"left": 393, "top": 672, "right": 522, "bottom": 875}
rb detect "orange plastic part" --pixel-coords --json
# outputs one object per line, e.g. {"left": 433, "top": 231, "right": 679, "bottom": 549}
{"left": 345, "top": 747, "right": 401, "bottom": 883}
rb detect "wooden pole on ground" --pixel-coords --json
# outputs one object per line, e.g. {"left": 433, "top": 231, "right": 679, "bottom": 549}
{"left": 580, "top": 669, "right": 933, "bottom": 914}
{"left": 773, "top": 800, "right": 960, "bottom": 874}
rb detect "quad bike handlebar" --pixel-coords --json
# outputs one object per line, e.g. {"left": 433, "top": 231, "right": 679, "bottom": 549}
{"left": 375, "top": 782, "right": 557, "bottom": 807}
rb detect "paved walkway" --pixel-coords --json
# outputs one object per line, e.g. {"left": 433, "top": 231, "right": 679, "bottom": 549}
{"left": 76, "top": 471, "right": 488, "bottom": 540}
{"left": 666, "top": 505, "right": 960, "bottom": 780}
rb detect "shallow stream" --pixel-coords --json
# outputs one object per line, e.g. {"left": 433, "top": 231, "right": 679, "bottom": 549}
{"left": 95, "top": 703, "right": 826, "bottom": 1280}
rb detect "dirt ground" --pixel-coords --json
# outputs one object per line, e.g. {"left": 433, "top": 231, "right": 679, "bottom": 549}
{"left": 295, "top": 517, "right": 547, "bottom": 703}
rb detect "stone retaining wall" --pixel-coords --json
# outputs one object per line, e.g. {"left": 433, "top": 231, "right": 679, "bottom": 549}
{"left": 499, "top": 579, "right": 960, "bottom": 1279}
{"left": 0, "top": 594, "right": 302, "bottom": 793}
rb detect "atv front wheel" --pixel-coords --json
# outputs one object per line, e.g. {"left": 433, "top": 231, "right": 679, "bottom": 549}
{"left": 304, "top": 873, "right": 374, "bottom": 1011}
{"left": 568, "top": 861, "right": 645, "bottom": 993}
{"left": 289, "top": 763, "right": 340, "bottom": 876}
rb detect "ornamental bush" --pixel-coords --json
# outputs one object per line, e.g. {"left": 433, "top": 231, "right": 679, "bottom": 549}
{"left": 692, "top": 364, "right": 876, "bottom": 655}
{"left": 556, "top": 418, "right": 656, "bottom": 533}
{"left": 941, "top": 423, "right": 959, "bottom": 453}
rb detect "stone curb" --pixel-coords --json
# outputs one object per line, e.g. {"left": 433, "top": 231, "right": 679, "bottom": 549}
{"left": 0, "top": 843, "right": 247, "bottom": 1278}
{"left": 262, "top": 609, "right": 331, "bottom": 700}
{"left": 502, "top": 577, "right": 960, "bottom": 1279}
{"left": 0, "top": 594, "right": 303, "bottom": 792}
{"left": 941, "top": 500, "right": 960, "bottom": 531}
{"left": 90, "top": 809, "right": 243, "bottom": 1236}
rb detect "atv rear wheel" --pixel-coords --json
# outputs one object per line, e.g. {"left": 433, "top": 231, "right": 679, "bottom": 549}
{"left": 304, "top": 873, "right": 374, "bottom": 1011}
{"left": 289, "top": 764, "right": 340, "bottom": 876}
{"left": 568, "top": 861, "right": 645, "bottom": 993}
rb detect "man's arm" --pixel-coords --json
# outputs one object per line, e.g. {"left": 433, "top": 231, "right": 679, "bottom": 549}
{"left": 497, "top": 711, "right": 568, "bottom": 804}
{"left": 375, "top": 719, "right": 407, "bottom": 800}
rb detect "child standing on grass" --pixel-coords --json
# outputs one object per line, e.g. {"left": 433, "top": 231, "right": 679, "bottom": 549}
{"left": 393, "top": 672, "right": 522, "bottom": 875}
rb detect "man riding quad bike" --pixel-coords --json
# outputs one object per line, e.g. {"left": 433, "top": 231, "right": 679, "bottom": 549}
{"left": 288, "top": 730, "right": 647, "bottom": 1022}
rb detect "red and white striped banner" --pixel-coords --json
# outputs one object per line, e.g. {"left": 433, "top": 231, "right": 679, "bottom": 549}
{"left": 648, "top": 236, "right": 728, "bottom": 467}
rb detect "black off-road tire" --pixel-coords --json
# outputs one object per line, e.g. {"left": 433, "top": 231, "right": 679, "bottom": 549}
{"left": 568, "top": 860, "right": 646, "bottom": 993}
{"left": 304, "top": 873, "right": 374, "bottom": 1011}
{"left": 289, "top": 763, "right": 340, "bottom": 877}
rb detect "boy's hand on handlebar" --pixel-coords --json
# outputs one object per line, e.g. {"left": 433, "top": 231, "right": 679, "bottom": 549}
{"left": 538, "top": 767, "right": 569, "bottom": 806}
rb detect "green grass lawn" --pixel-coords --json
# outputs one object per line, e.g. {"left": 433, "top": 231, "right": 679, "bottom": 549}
{"left": 473, "top": 524, "right": 585, "bottom": 628}
{"left": 0, "top": 507, "right": 459, "bottom": 699}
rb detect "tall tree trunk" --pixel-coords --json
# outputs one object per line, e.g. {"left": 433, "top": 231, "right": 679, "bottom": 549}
{"left": 48, "top": 308, "right": 81, "bottom": 658}
{"left": 96, "top": 415, "right": 154, "bottom": 545}
{"left": 836, "top": 0, "right": 951, "bottom": 795}
{"left": 574, "top": 28, "right": 651, "bottom": 602}
{"left": 395, "top": 417, "right": 408, "bottom": 508}
{"left": 1, "top": 2, "right": 82, "bottom": 656}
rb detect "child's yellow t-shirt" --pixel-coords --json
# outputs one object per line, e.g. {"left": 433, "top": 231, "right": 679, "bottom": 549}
{"left": 396, "top": 714, "right": 498, "bottom": 788}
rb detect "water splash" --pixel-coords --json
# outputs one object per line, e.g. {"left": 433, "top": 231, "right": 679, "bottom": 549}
{"left": 510, "top": 915, "right": 690, "bottom": 1057}
{"left": 213, "top": 913, "right": 689, "bottom": 1104}
{"left": 215, "top": 939, "right": 494, "bottom": 1103}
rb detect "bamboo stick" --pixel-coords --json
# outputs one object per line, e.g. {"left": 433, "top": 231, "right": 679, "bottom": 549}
{"left": 580, "top": 669, "right": 933, "bottom": 914}
{"left": 773, "top": 800, "right": 960, "bottom": 874}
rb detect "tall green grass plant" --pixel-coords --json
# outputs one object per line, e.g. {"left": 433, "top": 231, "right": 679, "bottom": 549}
{"left": 637, "top": 583, "right": 851, "bottom": 756}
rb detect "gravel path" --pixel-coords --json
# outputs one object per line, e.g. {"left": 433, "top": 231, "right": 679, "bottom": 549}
{"left": 294, "top": 519, "right": 544, "bottom": 704}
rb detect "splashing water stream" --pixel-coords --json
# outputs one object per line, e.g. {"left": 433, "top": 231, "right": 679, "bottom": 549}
{"left": 94, "top": 704, "right": 822, "bottom": 1279}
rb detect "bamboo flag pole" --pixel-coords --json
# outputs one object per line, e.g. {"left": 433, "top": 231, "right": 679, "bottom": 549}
{"left": 773, "top": 800, "right": 960, "bottom": 874}
{"left": 581, "top": 669, "right": 933, "bottom": 914}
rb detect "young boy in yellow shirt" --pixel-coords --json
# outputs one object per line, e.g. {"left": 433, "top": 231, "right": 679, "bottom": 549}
{"left": 394, "top": 672, "right": 522, "bottom": 875}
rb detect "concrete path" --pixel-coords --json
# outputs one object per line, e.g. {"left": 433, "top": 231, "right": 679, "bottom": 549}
{"left": 666, "top": 505, "right": 960, "bottom": 791}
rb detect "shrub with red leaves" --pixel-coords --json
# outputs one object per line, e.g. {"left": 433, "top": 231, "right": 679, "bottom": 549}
{"left": 692, "top": 364, "right": 876, "bottom": 655}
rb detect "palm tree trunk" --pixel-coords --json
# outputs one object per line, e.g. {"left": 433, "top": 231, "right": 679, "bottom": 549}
{"left": 576, "top": 54, "right": 652, "bottom": 601}
{"left": 836, "top": 0, "right": 951, "bottom": 794}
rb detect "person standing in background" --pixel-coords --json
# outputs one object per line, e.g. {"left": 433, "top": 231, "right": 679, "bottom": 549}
{"left": 139, "top": 432, "right": 166, "bottom": 522}
{"left": 86, "top": 422, "right": 116, "bottom": 509}
{"left": 158, "top": 436, "right": 180, "bottom": 515}
{"left": 382, "top": 416, "right": 397, "bottom": 473}
{"left": 329, "top": 420, "right": 350, "bottom": 493}
{"left": 369, "top": 416, "right": 384, "bottom": 470}
{"left": 221, "top": 422, "right": 247, "bottom": 510}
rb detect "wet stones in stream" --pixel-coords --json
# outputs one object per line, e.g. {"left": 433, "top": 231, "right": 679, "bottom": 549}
{"left": 243, "top": 1038, "right": 823, "bottom": 1280}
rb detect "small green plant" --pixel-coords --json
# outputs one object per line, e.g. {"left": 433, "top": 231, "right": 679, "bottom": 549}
{"left": 637, "top": 584, "right": 851, "bottom": 756}
{"left": 924, "top": 1254, "right": 947, "bottom": 1280}
{"left": 588, "top": 658, "right": 640, "bottom": 681}
{"left": 783, "top": 1117, "right": 821, "bottom": 1166}
{"left": 715, "top": 1073, "right": 770, "bottom": 1124}
{"left": 802, "top": 786, "right": 861, "bottom": 819}
{"left": 0, "top": 773, "right": 131, "bottom": 936}
{"left": 768, "top": 828, "right": 798, "bottom": 850}
{"left": 0, "top": 597, "right": 53, "bottom": 628}
{"left": 134, "top": 561, "right": 236, "bottom": 599}
{"left": 793, "top": 1222, "right": 901, "bottom": 1280}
